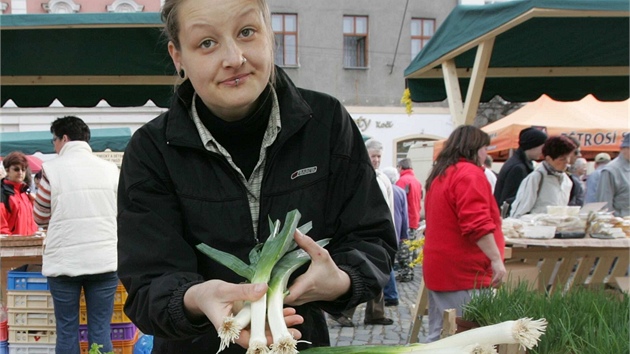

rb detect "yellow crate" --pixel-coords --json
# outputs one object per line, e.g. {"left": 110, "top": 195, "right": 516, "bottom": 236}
{"left": 8, "top": 328, "right": 57, "bottom": 344}
{"left": 7, "top": 291, "right": 54, "bottom": 310}
{"left": 8, "top": 309, "right": 56, "bottom": 327}
{"left": 79, "top": 304, "right": 130, "bottom": 325}
{"left": 80, "top": 282, "right": 127, "bottom": 307}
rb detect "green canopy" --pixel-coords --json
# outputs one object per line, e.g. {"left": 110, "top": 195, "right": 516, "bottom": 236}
{"left": 404, "top": 0, "right": 629, "bottom": 126}
{"left": 0, "top": 128, "right": 132, "bottom": 156}
{"left": 1, "top": 13, "right": 175, "bottom": 108}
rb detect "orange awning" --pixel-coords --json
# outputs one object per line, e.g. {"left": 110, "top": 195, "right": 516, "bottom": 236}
{"left": 434, "top": 94, "right": 629, "bottom": 161}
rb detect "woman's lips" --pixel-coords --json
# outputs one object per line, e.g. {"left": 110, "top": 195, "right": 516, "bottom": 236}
{"left": 222, "top": 74, "right": 249, "bottom": 87}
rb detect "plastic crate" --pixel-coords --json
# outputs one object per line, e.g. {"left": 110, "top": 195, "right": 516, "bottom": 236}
{"left": 7, "top": 266, "right": 48, "bottom": 291}
{"left": 8, "top": 329, "right": 56, "bottom": 345}
{"left": 8, "top": 310, "right": 55, "bottom": 327}
{"left": 0, "top": 341, "right": 7, "bottom": 354}
{"left": 79, "top": 304, "right": 129, "bottom": 325}
{"left": 7, "top": 292, "right": 54, "bottom": 310}
{"left": 79, "top": 323, "right": 136, "bottom": 342}
{"left": 0, "top": 321, "right": 7, "bottom": 342}
{"left": 80, "top": 283, "right": 127, "bottom": 307}
{"left": 8, "top": 343, "right": 55, "bottom": 354}
{"left": 80, "top": 330, "right": 138, "bottom": 354}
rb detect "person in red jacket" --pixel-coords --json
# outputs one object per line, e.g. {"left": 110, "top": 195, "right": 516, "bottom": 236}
{"left": 1, "top": 151, "right": 38, "bottom": 235}
{"left": 395, "top": 158, "right": 422, "bottom": 282}
{"left": 423, "top": 125, "right": 506, "bottom": 342}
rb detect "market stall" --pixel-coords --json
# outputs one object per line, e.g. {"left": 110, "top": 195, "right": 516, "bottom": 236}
{"left": 403, "top": 0, "right": 629, "bottom": 127}
{"left": 432, "top": 94, "right": 630, "bottom": 160}
{"left": 0, "top": 236, "right": 44, "bottom": 303}
{"left": 0, "top": 128, "right": 132, "bottom": 156}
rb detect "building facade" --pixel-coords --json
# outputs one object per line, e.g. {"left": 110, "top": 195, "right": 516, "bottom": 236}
{"left": 1, "top": 0, "right": 460, "bottom": 169}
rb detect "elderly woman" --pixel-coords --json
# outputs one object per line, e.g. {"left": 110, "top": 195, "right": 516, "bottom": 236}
{"left": 510, "top": 135, "right": 577, "bottom": 218}
{"left": 423, "top": 125, "right": 506, "bottom": 342}
{"left": 1, "top": 151, "right": 38, "bottom": 235}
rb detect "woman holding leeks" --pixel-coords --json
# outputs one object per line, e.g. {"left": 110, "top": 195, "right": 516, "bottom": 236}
{"left": 116, "top": 0, "right": 397, "bottom": 353}
{"left": 423, "top": 125, "right": 506, "bottom": 342}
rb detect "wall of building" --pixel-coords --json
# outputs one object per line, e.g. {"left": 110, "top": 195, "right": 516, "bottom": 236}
{"left": 269, "top": 0, "right": 456, "bottom": 107}
{"left": 0, "top": 103, "right": 451, "bottom": 170}
{"left": 2, "top": 0, "right": 458, "bottom": 170}
{"left": 17, "top": 0, "right": 160, "bottom": 14}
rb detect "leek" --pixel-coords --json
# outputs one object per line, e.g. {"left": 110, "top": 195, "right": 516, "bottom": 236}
{"left": 198, "top": 209, "right": 333, "bottom": 353}
{"left": 299, "top": 318, "right": 546, "bottom": 354}
{"left": 268, "top": 239, "right": 331, "bottom": 354}
{"left": 218, "top": 302, "right": 252, "bottom": 352}
{"left": 420, "top": 318, "right": 547, "bottom": 351}
{"left": 299, "top": 343, "right": 495, "bottom": 353}
{"left": 247, "top": 210, "right": 302, "bottom": 354}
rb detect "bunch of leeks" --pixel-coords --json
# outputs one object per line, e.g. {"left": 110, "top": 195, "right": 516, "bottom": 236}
{"left": 197, "top": 209, "right": 329, "bottom": 354}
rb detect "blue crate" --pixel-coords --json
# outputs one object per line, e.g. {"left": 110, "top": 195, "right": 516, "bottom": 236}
{"left": 0, "top": 340, "right": 7, "bottom": 354}
{"left": 7, "top": 265, "right": 48, "bottom": 291}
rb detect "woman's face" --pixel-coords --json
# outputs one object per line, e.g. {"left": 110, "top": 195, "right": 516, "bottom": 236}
{"left": 477, "top": 146, "right": 488, "bottom": 167}
{"left": 6, "top": 164, "right": 26, "bottom": 183}
{"left": 168, "top": 0, "right": 273, "bottom": 121}
{"left": 545, "top": 153, "right": 572, "bottom": 172}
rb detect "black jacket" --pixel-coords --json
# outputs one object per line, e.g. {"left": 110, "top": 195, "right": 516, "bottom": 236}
{"left": 494, "top": 148, "right": 535, "bottom": 208}
{"left": 117, "top": 68, "right": 396, "bottom": 354}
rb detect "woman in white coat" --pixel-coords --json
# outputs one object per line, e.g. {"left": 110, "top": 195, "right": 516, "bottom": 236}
{"left": 510, "top": 135, "right": 578, "bottom": 218}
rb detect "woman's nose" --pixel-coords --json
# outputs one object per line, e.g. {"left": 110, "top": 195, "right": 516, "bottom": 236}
{"left": 222, "top": 41, "right": 245, "bottom": 68}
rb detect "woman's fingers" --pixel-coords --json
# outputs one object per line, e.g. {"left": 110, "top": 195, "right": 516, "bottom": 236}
{"left": 292, "top": 230, "right": 330, "bottom": 261}
{"left": 216, "top": 282, "right": 268, "bottom": 303}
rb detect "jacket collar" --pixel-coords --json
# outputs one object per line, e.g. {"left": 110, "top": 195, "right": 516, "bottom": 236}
{"left": 515, "top": 148, "right": 535, "bottom": 172}
{"left": 58, "top": 141, "right": 93, "bottom": 156}
{"left": 164, "top": 66, "right": 312, "bottom": 150}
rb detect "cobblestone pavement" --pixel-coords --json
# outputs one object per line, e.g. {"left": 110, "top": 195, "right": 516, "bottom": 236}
{"left": 326, "top": 266, "right": 429, "bottom": 347}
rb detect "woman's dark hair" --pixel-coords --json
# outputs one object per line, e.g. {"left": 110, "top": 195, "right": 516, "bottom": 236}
{"left": 426, "top": 125, "right": 490, "bottom": 191}
{"left": 50, "top": 116, "right": 90, "bottom": 142}
{"left": 3, "top": 151, "right": 28, "bottom": 171}
{"left": 542, "top": 135, "right": 577, "bottom": 159}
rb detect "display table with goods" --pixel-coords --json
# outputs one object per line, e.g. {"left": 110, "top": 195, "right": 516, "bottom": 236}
{"left": 409, "top": 208, "right": 630, "bottom": 344}
{"left": 502, "top": 206, "right": 630, "bottom": 294}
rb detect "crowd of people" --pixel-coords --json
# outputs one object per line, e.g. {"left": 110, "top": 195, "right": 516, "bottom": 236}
{"left": 1, "top": 0, "right": 628, "bottom": 352}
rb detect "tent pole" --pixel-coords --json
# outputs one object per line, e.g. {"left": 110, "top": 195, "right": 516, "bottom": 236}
{"left": 442, "top": 59, "right": 464, "bottom": 127}
{"left": 463, "top": 38, "right": 494, "bottom": 125}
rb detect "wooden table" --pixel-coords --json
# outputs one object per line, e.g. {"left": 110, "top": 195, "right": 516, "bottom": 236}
{"left": 505, "top": 236, "right": 630, "bottom": 294}
{"left": 0, "top": 235, "right": 44, "bottom": 302}
{"left": 408, "top": 236, "right": 630, "bottom": 344}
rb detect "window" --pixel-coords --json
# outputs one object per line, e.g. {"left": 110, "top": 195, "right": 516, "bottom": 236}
{"left": 343, "top": 15, "right": 368, "bottom": 68}
{"left": 272, "top": 13, "right": 298, "bottom": 66}
{"left": 107, "top": 0, "right": 144, "bottom": 12}
{"left": 42, "top": 0, "right": 80, "bottom": 13}
{"left": 411, "top": 18, "right": 435, "bottom": 60}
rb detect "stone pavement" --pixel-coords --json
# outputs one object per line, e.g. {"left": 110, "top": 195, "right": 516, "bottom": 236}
{"left": 326, "top": 266, "right": 429, "bottom": 346}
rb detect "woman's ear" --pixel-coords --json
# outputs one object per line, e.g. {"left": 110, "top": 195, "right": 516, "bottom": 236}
{"left": 168, "top": 41, "right": 182, "bottom": 73}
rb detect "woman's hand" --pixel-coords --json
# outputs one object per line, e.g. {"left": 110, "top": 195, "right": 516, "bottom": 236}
{"left": 490, "top": 258, "right": 507, "bottom": 288}
{"left": 283, "top": 231, "right": 351, "bottom": 306}
{"left": 184, "top": 280, "right": 303, "bottom": 348}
